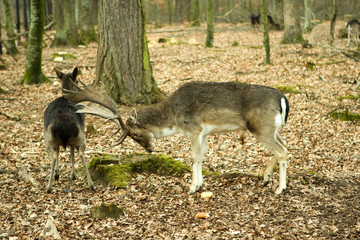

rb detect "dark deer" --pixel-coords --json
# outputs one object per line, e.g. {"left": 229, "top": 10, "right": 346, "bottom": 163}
{"left": 44, "top": 67, "right": 94, "bottom": 193}
{"left": 64, "top": 81, "right": 289, "bottom": 194}
{"left": 346, "top": 19, "right": 360, "bottom": 47}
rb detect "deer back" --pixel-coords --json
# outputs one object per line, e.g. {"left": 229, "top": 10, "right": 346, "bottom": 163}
{"left": 164, "top": 82, "right": 288, "bottom": 133}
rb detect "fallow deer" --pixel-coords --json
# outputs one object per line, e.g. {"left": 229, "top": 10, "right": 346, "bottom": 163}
{"left": 346, "top": 19, "right": 360, "bottom": 47}
{"left": 63, "top": 81, "right": 289, "bottom": 194}
{"left": 44, "top": 67, "right": 94, "bottom": 193}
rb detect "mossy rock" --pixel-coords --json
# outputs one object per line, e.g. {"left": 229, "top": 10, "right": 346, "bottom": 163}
{"left": 275, "top": 85, "right": 300, "bottom": 94}
{"left": 88, "top": 153, "right": 203, "bottom": 189}
{"left": 330, "top": 110, "right": 360, "bottom": 122}
{"left": 90, "top": 203, "right": 126, "bottom": 219}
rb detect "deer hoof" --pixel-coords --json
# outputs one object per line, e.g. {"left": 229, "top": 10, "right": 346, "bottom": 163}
{"left": 263, "top": 180, "right": 270, "bottom": 187}
{"left": 46, "top": 187, "right": 52, "bottom": 193}
{"left": 54, "top": 174, "right": 59, "bottom": 181}
{"left": 275, "top": 187, "right": 286, "bottom": 194}
{"left": 72, "top": 174, "right": 76, "bottom": 180}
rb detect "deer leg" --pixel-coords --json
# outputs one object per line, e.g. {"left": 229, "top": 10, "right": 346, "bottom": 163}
{"left": 189, "top": 133, "right": 207, "bottom": 194}
{"left": 54, "top": 148, "right": 60, "bottom": 181}
{"left": 79, "top": 146, "right": 94, "bottom": 190}
{"left": 347, "top": 27, "right": 352, "bottom": 47}
{"left": 263, "top": 156, "right": 277, "bottom": 186}
{"left": 46, "top": 147, "right": 59, "bottom": 193}
{"left": 70, "top": 147, "right": 76, "bottom": 180}
{"left": 274, "top": 134, "right": 287, "bottom": 194}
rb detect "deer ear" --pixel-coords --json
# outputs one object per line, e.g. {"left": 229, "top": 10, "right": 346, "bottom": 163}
{"left": 72, "top": 67, "right": 79, "bottom": 79}
{"left": 54, "top": 68, "right": 63, "bottom": 80}
{"left": 129, "top": 108, "right": 137, "bottom": 124}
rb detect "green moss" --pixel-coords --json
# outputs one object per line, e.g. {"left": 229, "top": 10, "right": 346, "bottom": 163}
{"left": 52, "top": 53, "right": 77, "bottom": 61}
{"left": 131, "top": 153, "right": 191, "bottom": 177}
{"left": 88, "top": 153, "right": 195, "bottom": 188}
{"left": 275, "top": 85, "right": 300, "bottom": 94}
{"left": 247, "top": 45, "right": 263, "bottom": 49}
{"left": 305, "top": 61, "right": 316, "bottom": 71}
{"left": 337, "top": 95, "right": 359, "bottom": 101}
{"left": 330, "top": 109, "right": 360, "bottom": 122}
{"left": 231, "top": 41, "right": 239, "bottom": 47}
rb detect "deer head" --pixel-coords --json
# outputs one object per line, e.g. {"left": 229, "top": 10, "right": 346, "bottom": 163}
{"left": 63, "top": 80, "right": 156, "bottom": 152}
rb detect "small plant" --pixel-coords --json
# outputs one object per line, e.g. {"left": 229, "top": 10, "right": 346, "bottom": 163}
{"left": 329, "top": 109, "right": 360, "bottom": 122}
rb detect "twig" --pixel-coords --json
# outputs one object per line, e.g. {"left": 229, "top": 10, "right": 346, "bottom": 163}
{"left": 0, "top": 111, "right": 21, "bottom": 121}
{"left": 17, "top": 165, "right": 41, "bottom": 189}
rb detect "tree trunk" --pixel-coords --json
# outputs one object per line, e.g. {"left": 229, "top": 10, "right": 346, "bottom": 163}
{"left": 329, "top": 0, "right": 337, "bottom": 46}
{"left": 79, "top": 0, "right": 97, "bottom": 44}
{"left": 20, "top": 0, "right": 49, "bottom": 84}
{"left": 51, "top": 0, "right": 80, "bottom": 47}
{"left": 23, "top": 0, "right": 29, "bottom": 38}
{"left": 205, "top": 0, "right": 214, "bottom": 48}
{"left": 303, "top": 0, "right": 312, "bottom": 33}
{"left": 269, "top": 0, "right": 283, "bottom": 29}
{"left": 190, "top": 0, "right": 200, "bottom": 26}
{"left": 0, "top": 14, "right": 3, "bottom": 54}
{"left": 15, "top": 0, "right": 21, "bottom": 34}
{"left": 175, "top": 0, "right": 190, "bottom": 23}
{"left": 2, "top": 0, "right": 19, "bottom": 54}
{"left": 261, "top": 0, "right": 270, "bottom": 64}
{"left": 96, "top": 0, "right": 164, "bottom": 105}
{"left": 282, "top": 0, "right": 304, "bottom": 44}
{"left": 167, "top": 0, "right": 173, "bottom": 25}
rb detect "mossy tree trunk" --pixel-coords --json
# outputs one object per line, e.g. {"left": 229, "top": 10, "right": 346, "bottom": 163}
{"left": 2, "top": 0, "right": 19, "bottom": 54}
{"left": 303, "top": 0, "right": 312, "bottom": 33}
{"left": 79, "top": 0, "right": 97, "bottom": 44}
{"left": 0, "top": 14, "right": 3, "bottom": 55}
{"left": 96, "top": 0, "right": 164, "bottom": 105}
{"left": 205, "top": 0, "right": 214, "bottom": 48}
{"left": 51, "top": 0, "right": 80, "bottom": 47}
{"left": 19, "top": 0, "right": 49, "bottom": 84}
{"left": 167, "top": 0, "right": 173, "bottom": 25}
{"left": 190, "top": 0, "right": 200, "bottom": 26}
{"left": 261, "top": 0, "right": 270, "bottom": 64}
{"left": 282, "top": 0, "right": 304, "bottom": 44}
{"left": 269, "top": 0, "right": 283, "bottom": 29}
{"left": 329, "top": 0, "right": 337, "bottom": 46}
{"left": 23, "top": 0, "right": 29, "bottom": 39}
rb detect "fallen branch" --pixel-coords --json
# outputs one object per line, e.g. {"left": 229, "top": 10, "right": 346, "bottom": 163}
{"left": 220, "top": 171, "right": 263, "bottom": 179}
{"left": 308, "top": 42, "right": 360, "bottom": 62}
{"left": 0, "top": 111, "right": 21, "bottom": 121}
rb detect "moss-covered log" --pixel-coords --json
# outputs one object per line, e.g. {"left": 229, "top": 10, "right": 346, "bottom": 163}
{"left": 90, "top": 203, "right": 126, "bottom": 219}
{"left": 88, "top": 153, "right": 194, "bottom": 189}
{"left": 19, "top": 0, "right": 49, "bottom": 84}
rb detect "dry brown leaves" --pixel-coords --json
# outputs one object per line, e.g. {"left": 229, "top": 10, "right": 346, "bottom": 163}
{"left": 0, "top": 22, "right": 359, "bottom": 239}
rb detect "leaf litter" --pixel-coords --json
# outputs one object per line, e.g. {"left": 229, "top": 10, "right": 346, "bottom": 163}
{"left": 0, "top": 22, "right": 359, "bottom": 239}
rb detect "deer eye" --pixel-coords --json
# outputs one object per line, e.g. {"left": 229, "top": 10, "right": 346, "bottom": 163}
{"left": 133, "top": 132, "right": 138, "bottom": 137}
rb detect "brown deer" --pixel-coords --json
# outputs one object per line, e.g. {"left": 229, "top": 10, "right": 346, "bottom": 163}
{"left": 64, "top": 81, "right": 289, "bottom": 194}
{"left": 44, "top": 67, "right": 94, "bottom": 193}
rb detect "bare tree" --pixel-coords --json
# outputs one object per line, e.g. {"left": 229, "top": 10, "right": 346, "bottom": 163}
{"left": 261, "top": 0, "right": 270, "bottom": 64}
{"left": 2, "top": 0, "right": 19, "bottom": 54}
{"left": 303, "top": 0, "right": 312, "bottom": 33}
{"left": 205, "top": 0, "right": 214, "bottom": 47}
{"left": 282, "top": 0, "right": 304, "bottom": 43}
{"left": 20, "top": 0, "right": 49, "bottom": 84}
{"left": 96, "top": 0, "right": 164, "bottom": 105}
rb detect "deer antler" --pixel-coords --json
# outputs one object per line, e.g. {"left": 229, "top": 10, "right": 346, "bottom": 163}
{"left": 63, "top": 80, "right": 129, "bottom": 144}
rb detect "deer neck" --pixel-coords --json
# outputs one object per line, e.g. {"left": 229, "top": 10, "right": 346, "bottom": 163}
{"left": 137, "top": 101, "right": 179, "bottom": 139}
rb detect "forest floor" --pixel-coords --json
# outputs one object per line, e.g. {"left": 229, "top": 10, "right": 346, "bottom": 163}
{"left": 0, "top": 22, "right": 360, "bottom": 239}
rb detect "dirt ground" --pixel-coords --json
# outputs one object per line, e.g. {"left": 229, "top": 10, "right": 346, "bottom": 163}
{"left": 0, "top": 22, "right": 360, "bottom": 239}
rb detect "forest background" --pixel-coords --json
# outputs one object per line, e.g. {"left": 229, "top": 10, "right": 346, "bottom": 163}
{"left": 0, "top": 0, "right": 360, "bottom": 239}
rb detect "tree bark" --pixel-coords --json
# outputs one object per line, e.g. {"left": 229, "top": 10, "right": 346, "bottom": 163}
{"left": 329, "top": 0, "right": 337, "bottom": 46}
{"left": 269, "top": 0, "right": 283, "bottom": 29}
{"left": 205, "top": 0, "right": 214, "bottom": 48}
{"left": 51, "top": 0, "right": 80, "bottom": 47}
{"left": 167, "top": 0, "right": 173, "bottom": 25}
{"left": 190, "top": 0, "right": 200, "bottom": 26}
{"left": 0, "top": 14, "right": 3, "bottom": 55}
{"left": 303, "top": 0, "right": 312, "bottom": 33}
{"left": 282, "top": 0, "right": 304, "bottom": 44}
{"left": 96, "top": 0, "right": 164, "bottom": 105}
{"left": 23, "top": 0, "right": 29, "bottom": 38}
{"left": 2, "top": 0, "right": 19, "bottom": 54}
{"left": 20, "top": 0, "right": 49, "bottom": 84}
{"left": 261, "top": 0, "right": 270, "bottom": 64}
{"left": 79, "top": 0, "right": 97, "bottom": 44}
